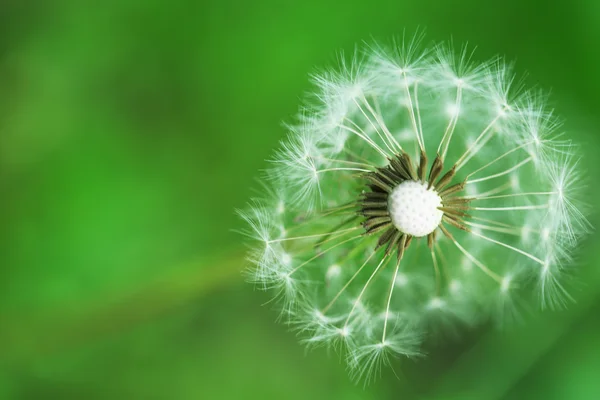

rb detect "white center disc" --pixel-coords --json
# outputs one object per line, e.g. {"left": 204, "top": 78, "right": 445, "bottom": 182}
{"left": 388, "top": 180, "right": 443, "bottom": 237}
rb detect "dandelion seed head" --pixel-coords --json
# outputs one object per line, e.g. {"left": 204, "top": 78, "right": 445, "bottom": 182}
{"left": 388, "top": 181, "right": 443, "bottom": 237}
{"left": 239, "top": 34, "right": 590, "bottom": 383}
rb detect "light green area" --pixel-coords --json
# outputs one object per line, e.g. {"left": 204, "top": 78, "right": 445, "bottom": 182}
{"left": 0, "top": 1, "right": 598, "bottom": 399}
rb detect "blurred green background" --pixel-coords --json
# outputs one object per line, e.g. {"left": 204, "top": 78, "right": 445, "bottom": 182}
{"left": 0, "top": 0, "right": 598, "bottom": 399}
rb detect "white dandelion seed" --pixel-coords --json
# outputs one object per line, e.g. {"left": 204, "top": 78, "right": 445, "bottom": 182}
{"left": 239, "top": 35, "right": 590, "bottom": 383}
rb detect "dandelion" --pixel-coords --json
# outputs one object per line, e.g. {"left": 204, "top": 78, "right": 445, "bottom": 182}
{"left": 238, "top": 34, "right": 590, "bottom": 382}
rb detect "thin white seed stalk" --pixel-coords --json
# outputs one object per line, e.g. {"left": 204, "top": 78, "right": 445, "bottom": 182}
{"left": 317, "top": 167, "right": 374, "bottom": 174}
{"left": 268, "top": 226, "right": 361, "bottom": 243}
{"left": 288, "top": 234, "right": 363, "bottom": 277}
{"left": 370, "top": 95, "right": 403, "bottom": 152}
{"left": 413, "top": 81, "right": 424, "bottom": 150}
{"left": 472, "top": 204, "right": 549, "bottom": 211}
{"left": 467, "top": 157, "right": 533, "bottom": 184}
{"left": 403, "top": 72, "right": 425, "bottom": 151}
{"left": 343, "top": 253, "right": 391, "bottom": 328}
{"left": 455, "top": 114, "right": 502, "bottom": 170}
{"left": 439, "top": 85, "right": 463, "bottom": 160}
{"left": 338, "top": 122, "right": 390, "bottom": 158}
{"left": 472, "top": 191, "right": 557, "bottom": 200}
{"left": 381, "top": 235, "right": 407, "bottom": 343}
{"left": 469, "top": 182, "right": 512, "bottom": 198}
{"left": 469, "top": 230, "right": 545, "bottom": 265}
{"left": 463, "top": 220, "right": 523, "bottom": 236}
{"left": 317, "top": 157, "right": 375, "bottom": 169}
{"left": 457, "top": 132, "right": 495, "bottom": 171}
{"left": 451, "top": 236, "right": 503, "bottom": 283}
{"left": 466, "top": 140, "right": 534, "bottom": 179}
{"left": 469, "top": 214, "right": 523, "bottom": 228}
{"left": 359, "top": 95, "right": 402, "bottom": 153}
{"left": 431, "top": 246, "right": 441, "bottom": 295}
{"left": 321, "top": 250, "right": 377, "bottom": 314}
{"left": 353, "top": 98, "right": 397, "bottom": 155}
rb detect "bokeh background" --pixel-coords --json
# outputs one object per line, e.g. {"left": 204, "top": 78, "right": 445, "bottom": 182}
{"left": 0, "top": 0, "right": 598, "bottom": 399}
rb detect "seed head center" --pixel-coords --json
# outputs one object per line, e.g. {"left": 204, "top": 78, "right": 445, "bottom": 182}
{"left": 388, "top": 180, "right": 443, "bottom": 237}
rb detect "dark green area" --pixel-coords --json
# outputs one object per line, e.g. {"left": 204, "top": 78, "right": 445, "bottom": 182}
{"left": 0, "top": 1, "right": 598, "bottom": 398}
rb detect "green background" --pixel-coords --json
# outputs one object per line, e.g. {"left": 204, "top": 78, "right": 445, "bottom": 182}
{"left": 0, "top": 0, "right": 598, "bottom": 398}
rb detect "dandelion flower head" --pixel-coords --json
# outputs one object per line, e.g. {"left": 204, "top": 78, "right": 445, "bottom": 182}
{"left": 238, "top": 35, "right": 590, "bottom": 382}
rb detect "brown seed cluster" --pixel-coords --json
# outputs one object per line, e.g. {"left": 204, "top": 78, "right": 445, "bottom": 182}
{"left": 358, "top": 151, "right": 472, "bottom": 261}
